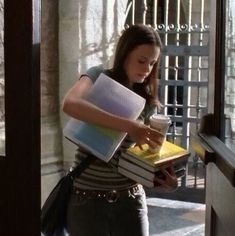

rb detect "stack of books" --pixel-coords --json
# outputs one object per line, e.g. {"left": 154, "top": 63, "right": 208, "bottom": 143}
{"left": 118, "top": 141, "right": 190, "bottom": 188}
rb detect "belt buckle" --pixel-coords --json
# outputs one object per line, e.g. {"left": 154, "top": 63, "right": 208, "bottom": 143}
{"left": 106, "top": 190, "right": 118, "bottom": 203}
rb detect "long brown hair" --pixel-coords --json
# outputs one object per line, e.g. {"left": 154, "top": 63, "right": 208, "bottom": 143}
{"left": 111, "top": 24, "right": 162, "bottom": 105}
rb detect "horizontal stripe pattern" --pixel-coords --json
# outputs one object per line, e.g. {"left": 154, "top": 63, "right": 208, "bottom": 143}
{"left": 73, "top": 136, "right": 137, "bottom": 191}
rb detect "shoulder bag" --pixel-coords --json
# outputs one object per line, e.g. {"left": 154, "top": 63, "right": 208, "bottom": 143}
{"left": 41, "top": 155, "right": 95, "bottom": 236}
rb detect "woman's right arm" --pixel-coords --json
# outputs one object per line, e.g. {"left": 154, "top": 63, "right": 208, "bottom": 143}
{"left": 62, "top": 75, "right": 163, "bottom": 149}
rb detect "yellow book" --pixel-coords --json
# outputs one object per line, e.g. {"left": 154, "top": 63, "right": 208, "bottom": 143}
{"left": 121, "top": 141, "right": 190, "bottom": 172}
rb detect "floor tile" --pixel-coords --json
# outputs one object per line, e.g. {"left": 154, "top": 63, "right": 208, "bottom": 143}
{"left": 147, "top": 197, "right": 205, "bottom": 236}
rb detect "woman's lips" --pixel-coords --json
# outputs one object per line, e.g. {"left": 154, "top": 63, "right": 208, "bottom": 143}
{"left": 137, "top": 74, "right": 147, "bottom": 80}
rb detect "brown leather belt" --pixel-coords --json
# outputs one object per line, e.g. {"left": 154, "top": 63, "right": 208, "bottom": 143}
{"left": 73, "top": 184, "right": 143, "bottom": 203}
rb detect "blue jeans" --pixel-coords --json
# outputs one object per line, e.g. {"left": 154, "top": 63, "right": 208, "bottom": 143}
{"left": 66, "top": 186, "right": 149, "bottom": 236}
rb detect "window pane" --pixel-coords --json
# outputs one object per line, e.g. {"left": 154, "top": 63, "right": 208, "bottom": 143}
{"left": 224, "top": 0, "right": 235, "bottom": 153}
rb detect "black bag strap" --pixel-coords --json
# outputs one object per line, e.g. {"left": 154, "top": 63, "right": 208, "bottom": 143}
{"left": 67, "top": 155, "right": 96, "bottom": 179}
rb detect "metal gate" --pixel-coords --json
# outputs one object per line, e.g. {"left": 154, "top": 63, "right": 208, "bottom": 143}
{"left": 125, "top": 0, "right": 210, "bottom": 203}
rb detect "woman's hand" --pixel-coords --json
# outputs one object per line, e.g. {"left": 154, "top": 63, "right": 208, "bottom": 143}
{"left": 127, "top": 121, "right": 164, "bottom": 150}
{"left": 154, "top": 165, "right": 178, "bottom": 192}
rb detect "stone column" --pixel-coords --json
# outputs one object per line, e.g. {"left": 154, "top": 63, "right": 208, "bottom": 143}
{"left": 41, "top": 0, "right": 63, "bottom": 204}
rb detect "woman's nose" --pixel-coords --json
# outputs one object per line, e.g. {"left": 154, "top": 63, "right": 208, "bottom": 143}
{"left": 143, "top": 64, "right": 151, "bottom": 73}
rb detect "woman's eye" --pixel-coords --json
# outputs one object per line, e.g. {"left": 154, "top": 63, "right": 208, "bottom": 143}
{"left": 138, "top": 60, "right": 145, "bottom": 64}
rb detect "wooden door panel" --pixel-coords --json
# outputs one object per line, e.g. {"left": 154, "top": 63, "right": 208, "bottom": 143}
{"left": 0, "top": 1, "right": 41, "bottom": 235}
{"left": 206, "top": 163, "right": 235, "bottom": 236}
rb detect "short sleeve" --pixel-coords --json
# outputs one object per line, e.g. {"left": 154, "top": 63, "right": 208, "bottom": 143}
{"left": 80, "top": 65, "right": 104, "bottom": 83}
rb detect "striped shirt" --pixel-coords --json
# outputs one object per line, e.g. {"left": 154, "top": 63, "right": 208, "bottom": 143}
{"left": 73, "top": 65, "right": 155, "bottom": 191}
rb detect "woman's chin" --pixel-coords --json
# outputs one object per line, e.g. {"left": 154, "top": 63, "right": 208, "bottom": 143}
{"left": 135, "top": 78, "right": 145, "bottom": 84}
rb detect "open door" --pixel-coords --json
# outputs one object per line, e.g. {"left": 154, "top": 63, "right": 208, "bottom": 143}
{"left": 193, "top": 0, "right": 235, "bottom": 235}
{"left": 0, "top": 1, "right": 41, "bottom": 235}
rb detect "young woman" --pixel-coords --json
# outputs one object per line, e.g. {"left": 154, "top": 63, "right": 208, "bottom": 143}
{"left": 63, "top": 24, "right": 178, "bottom": 236}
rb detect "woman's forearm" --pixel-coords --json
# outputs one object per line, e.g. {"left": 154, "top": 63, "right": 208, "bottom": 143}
{"left": 62, "top": 75, "right": 163, "bottom": 149}
{"left": 62, "top": 97, "right": 136, "bottom": 133}
{"left": 63, "top": 96, "right": 164, "bottom": 149}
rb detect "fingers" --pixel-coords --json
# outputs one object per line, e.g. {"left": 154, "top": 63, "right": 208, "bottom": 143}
{"left": 138, "top": 144, "right": 144, "bottom": 150}
{"left": 132, "top": 123, "right": 164, "bottom": 148}
{"left": 160, "top": 167, "right": 171, "bottom": 178}
{"left": 154, "top": 176, "right": 167, "bottom": 187}
{"left": 148, "top": 128, "right": 164, "bottom": 139}
{"left": 145, "top": 137, "right": 158, "bottom": 149}
{"left": 144, "top": 129, "right": 163, "bottom": 147}
{"left": 149, "top": 128, "right": 164, "bottom": 145}
{"left": 160, "top": 165, "right": 177, "bottom": 178}
{"left": 154, "top": 165, "right": 178, "bottom": 189}
{"left": 167, "top": 164, "right": 175, "bottom": 175}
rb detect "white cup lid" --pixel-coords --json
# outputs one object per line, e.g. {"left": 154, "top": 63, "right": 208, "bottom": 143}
{"left": 150, "top": 114, "right": 171, "bottom": 123}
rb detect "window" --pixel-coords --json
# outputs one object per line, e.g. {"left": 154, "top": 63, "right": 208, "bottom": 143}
{"left": 224, "top": 0, "right": 235, "bottom": 153}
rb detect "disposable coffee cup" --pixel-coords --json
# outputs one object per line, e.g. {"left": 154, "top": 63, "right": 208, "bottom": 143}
{"left": 149, "top": 114, "right": 171, "bottom": 153}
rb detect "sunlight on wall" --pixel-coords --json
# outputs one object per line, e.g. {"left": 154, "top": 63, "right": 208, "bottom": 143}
{"left": 59, "top": 0, "right": 128, "bottom": 166}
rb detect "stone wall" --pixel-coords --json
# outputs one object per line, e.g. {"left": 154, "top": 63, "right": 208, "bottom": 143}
{"left": 41, "top": 0, "right": 63, "bottom": 204}
{"left": 41, "top": 0, "right": 128, "bottom": 202}
{"left": 59, "top": 0, "right": 128, "bottom": 169}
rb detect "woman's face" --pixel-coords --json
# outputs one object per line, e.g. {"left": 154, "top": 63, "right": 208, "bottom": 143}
{"left": 124, "top": 44, "right": 160, "bottom": 87}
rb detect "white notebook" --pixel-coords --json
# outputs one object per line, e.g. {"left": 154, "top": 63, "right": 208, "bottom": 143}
{"left": 63, "top": 73, "right": 146, "bottom": 162}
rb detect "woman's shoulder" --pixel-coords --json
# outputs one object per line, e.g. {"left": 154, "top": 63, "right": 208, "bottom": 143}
{"left": 86, "top": 65, "right": 104, "bottom": 77}
{"left": 84, "top": 65, "right": 111, "bottom": 83}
